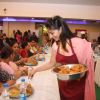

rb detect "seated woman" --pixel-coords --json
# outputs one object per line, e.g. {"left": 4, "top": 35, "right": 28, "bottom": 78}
{"left": 8, "top": 38, "right": 28, "bottom": 65}
{"left": 29, "top": 37, "right": 46, "bottom": 54}
{"left": 28, "top": 37, "right": 38, "bottom": 54}
{"left": 0, "top": 46, "right": 28, "bottom": 79}
{"left": 0, "top": 69, "right": 15, "bottom": 84}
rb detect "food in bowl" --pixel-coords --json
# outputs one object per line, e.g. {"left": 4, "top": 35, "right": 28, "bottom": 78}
{"left": 53, "top": 64, "right": 87, "bottom": 74}
{"left": 53, "top": 64, "right": 87, "bottom": 80}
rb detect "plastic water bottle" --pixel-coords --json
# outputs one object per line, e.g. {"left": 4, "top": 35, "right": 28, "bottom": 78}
{"left": 1, "top": 83, "right": 10, "bottom": 100}
{"left": 35, "top": 53, "right": 39, "bottom": 61}
{"left": 28, "top": 66, "right": 33, "bottom": 80}
{"left": 41, "top": 48, "right": 45, "bottom": 61}
{"left": 19, "top": 79, "right": 27, "bottom": 100}
{"left": 45, "top": 44, "right": 48, "bottom": 51}
{"left": 44, "top": 45, "right": 48, "bottom": 54}
{"left": 42, "top": 52, "right": 45, "bottom": 61}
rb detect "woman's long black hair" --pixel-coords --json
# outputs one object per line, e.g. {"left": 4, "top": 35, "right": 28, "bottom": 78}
{"left": 46, "top": 15, "right": 74, "bottom": 51}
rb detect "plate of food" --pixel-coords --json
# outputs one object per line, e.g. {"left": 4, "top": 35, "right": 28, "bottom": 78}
{"left": 52, "top": 64, "right": 88, "bottom": 80}
{"left": 24, "top": 59, "right": 38, "bottom": 66}
{"left": 21, "top": 70, "right": 28, "bottom": 76}
{"left": 9, "top": 86, "right": 20, "bottom": 98}
{"left": 9, "top": 83, "right": 34, "bottom": 98}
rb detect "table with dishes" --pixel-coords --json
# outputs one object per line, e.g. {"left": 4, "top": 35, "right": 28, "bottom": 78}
{"left": 0, "top": 47, "right": 88, "bottom": 100}
{"left": 16, "top": 48, "right": 61, "bottom": 100}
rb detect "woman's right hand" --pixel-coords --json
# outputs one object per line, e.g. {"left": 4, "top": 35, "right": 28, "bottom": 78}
{"left": 28, "top": 68, "right": 37, "bottom": 79}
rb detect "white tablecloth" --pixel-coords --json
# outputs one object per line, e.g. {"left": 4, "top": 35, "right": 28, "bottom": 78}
{"left": 93, "top": 53, "right": 100, "bottom": 87}
{"left": 17, "top": 48, "right": 60, "bottom": 100}
{"left": 95, "top": 59, "right": 100, "bottom": 87}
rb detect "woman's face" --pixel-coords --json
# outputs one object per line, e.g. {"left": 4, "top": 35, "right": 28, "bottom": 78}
{"left": 26, "top": 43, "right": 31, "bottom": 50}
{"left": 12, "top": 43, "right": 19, "bottom": 52}
{"left": 30, "top": 40, "right": 36, "bottom": 46}
{"left": 48, "top": 28, "right": 61, "bottom": 41}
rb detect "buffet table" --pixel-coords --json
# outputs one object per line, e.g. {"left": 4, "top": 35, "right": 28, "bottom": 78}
{"left": 17, "top": 48, "right": 61, "bottom": 100}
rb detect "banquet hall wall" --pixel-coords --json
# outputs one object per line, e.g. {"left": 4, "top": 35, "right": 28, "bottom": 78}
{"left": 0, "top": 2, "right": 100, "bottom": 20}
{"left": 3, "top": 21, "right": 100, "bottom": 41}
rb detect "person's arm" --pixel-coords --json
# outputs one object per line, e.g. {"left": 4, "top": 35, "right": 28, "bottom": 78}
{"left": 36, "top": 44, "right": 57, "bottom": 71}
{"left": 29, "top": 42, "right": 60, "bottom": 77}
{"left": 14, "top": 58, "right": 28, "bottom": 65}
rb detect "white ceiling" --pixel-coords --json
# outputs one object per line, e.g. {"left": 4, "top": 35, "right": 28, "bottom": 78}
{"left": 0, "top": 0, "right": 100, "bottom": 6}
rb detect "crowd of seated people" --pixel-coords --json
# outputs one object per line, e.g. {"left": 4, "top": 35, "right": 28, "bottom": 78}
{"left": 0, "top": 29, "right": 50, "bottom": 92}
{"left": 0, "top": 28, "right": 60, "bottom": 89}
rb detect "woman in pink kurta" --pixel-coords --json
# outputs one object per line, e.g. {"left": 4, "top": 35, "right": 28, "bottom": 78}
{"left": 29, "top": 16, "right": 96, "bottom": 100}
{"left": 0, "top": 46, "right": 28, "bottom": 79}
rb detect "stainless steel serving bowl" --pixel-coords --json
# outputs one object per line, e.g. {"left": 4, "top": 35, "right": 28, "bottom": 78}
{"left": 52, "top": 64, "right": 88, "bottom": 81}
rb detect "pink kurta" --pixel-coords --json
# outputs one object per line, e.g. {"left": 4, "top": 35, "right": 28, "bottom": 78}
{"left": 0, "top": 61, "right": 15, "bottom": 75}
{"left": 71, "top": 37, "right": 96, "bottom": 100}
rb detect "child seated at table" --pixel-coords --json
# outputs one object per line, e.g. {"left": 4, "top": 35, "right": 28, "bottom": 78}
{"left": 19, "top": 41, "right": 33, "bottom": 58}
